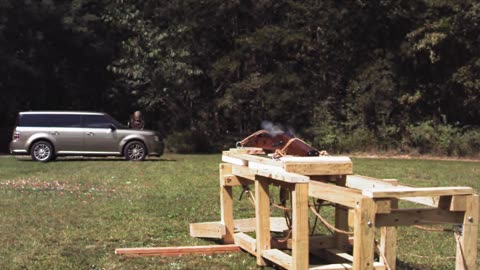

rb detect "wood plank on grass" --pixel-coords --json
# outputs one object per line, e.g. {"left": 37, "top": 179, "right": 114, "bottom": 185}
{"left": 115, "top": 244, "right": 241, "bottom": 257}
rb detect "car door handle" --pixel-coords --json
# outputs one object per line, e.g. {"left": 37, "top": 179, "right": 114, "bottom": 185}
{"left": 51, "top": 131, "right": 59, "bottom": 135}
{"left": 86, "top": 132, "right": 95, "bottom": 136}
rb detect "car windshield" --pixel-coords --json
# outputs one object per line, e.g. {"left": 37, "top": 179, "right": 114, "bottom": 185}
{"left": 105, "top": 114, "right": 128, "bottom": 129}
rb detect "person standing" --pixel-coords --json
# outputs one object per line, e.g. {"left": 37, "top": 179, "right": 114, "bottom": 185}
{"left": 128, "top": 111, "right": 145, "bottom": 130}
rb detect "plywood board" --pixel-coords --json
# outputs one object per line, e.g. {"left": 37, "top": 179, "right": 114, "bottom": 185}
{"left": 115, "top": 245, "right": 240, "bottom": 257}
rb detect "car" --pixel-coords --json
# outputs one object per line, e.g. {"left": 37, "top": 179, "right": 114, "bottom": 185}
{"left": 9, "top": 111, "right": 164, "bottom": 162}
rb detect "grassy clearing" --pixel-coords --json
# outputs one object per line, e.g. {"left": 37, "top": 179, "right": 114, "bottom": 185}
{"left": 0, "top": 155, "right": 478, "bottom": 269}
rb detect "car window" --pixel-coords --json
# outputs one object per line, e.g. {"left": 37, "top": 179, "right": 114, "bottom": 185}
{"left": 82, "top": 115, "right": 113, "bottom": 128}
{"left": 19, "top": 114, "right": 81, "bottom": 127}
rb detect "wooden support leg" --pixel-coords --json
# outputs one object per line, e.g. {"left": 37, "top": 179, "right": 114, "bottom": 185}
{"left": 455, "top": 194, "right": 478, "bottom": 270}
{"left": 379, "top": 199, "right": 398, "bottom": 270}
{"left": 220, "top": 163, "right": 235, "bottom": 244}
{"left": 353, "top": 197, "right": 376, "bottom": 270}
{"left": 292, "top": 183, "right": 309, "bottom": 270}
{"left": 255, "top": 175, "right": 271, "bottom": 266}
{"left": 335, "top": 176, "right": 349, "bottom": 250}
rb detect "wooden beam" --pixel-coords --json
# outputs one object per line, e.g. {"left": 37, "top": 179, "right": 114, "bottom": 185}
{"left": 334, "top": 176, "right": 350, "bottom": 251}
{"left": 115, "top": 245, "right": 241, "bottom": 257}
{"left": 223, "top": 151, "right": 281, "bottom": 167}
{"left": 353, "top": 197, "right": 376, "bottom": 270}
{"left": 282, "top": 156, "right": 353, "bottom": 175}
{"left": 455, "top": 194, "right": 479, "bottom": 270}
{"left": 255, "top": 175, "right": 271, "bottom": 266}
{"left": 189, "top": 221, "right": 225, "bottom": 239}
{"left": 346, "top": 175, "right": 439, "bottom": 207}
{"left": 220, "top": 163, "right": 235, "bottom": 244}
{"left": 309, "top": 180, "right": 363, "bottom": 208}
{"left": 292, "top": 183, "right": 310, "bottom": 270}
{"left": 262, "top": 249, "right": 292, "bottom": 269}
{"left": 221, "top": 174, "right": 253, "bottom": 186}
{"left": 249, "top": 162, "right": 310, "bottom": 183}
{"left": 221, "top": 155, "right": 248, "bottom": 166}
{"left": 375, "top": 208, "right": 464, "bottom": 227}
{"left": 228, "top": 147, "right": 265, "bottom": 155}
{"left": 234, "top": 217, "right": 289, "bottom": 233}
{"left": 450, "top": 195, "right": 468, "bottom": 212}
{"left": 231, "top": 164, "right": 256, "bottom": 181}
{"left": 379, "top": 199, "right": 398, "bottom": 270}
{"left": 234, "top": 232, "right": 256, "bottom": 256}
{"left": 363, "top": 186, "right": 474, "bottom": 198}
{"left": 309, "top": 262, "right": 386, "bottom": 270}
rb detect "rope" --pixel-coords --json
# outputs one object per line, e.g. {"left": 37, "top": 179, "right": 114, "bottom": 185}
{"left": 236, "top": 130, "right": 269, "bottom": 148}
{"left": 308, "top": 205, "right": 354, "bottom": 235}
{"left": 375, "top": 240, "right": 393, "bottom": 270}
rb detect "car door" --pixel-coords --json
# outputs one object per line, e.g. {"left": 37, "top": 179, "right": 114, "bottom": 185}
{"left": 81, "top": 115, "right": 121, "bottom": 154}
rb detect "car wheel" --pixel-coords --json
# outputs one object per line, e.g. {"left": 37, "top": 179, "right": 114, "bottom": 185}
{"left": 124, "top": 141, "right": 146, "bottom": 161}
{"left": 31, "top": 141, "right": 55, "bottom": 162}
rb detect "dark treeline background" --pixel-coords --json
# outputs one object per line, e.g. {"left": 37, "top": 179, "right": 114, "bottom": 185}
{"left": 1, "top": 0, "right": 479, "bottom": 155}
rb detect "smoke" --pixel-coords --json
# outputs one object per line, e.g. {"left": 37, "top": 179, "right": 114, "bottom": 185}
{"left": 261, "top": 121, "right": 295, "bottom": 136}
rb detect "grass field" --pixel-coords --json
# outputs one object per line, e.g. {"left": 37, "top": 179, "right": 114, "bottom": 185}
{"left": 0, "top": 155, "right": 478, "bottom": 269}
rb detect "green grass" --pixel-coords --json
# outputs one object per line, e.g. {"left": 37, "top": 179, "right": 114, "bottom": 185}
{"left": 0, "top": 155, "right": 478, "bottom": 269}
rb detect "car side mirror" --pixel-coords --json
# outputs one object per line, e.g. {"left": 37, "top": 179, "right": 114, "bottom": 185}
{"left": 109, "top": 124, "right": 117, "bottom": 131}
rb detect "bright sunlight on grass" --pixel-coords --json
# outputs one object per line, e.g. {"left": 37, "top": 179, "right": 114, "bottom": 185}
{"left": 0, "top": 155, "right": 478, "bottom": 269}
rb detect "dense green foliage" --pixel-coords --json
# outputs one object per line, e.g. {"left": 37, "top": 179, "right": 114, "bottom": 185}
{"left": 1, "top": 0, "right": 479, "bottom": 155}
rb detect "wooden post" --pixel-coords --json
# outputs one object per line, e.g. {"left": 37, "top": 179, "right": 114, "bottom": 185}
{"left": 255, "top": 175, "right": 271, "bottom": 266}
{"left": 335, "top": 175, "right": 350, "bottom": 251}
{"left": 379, "top": 199, "right": 398, "bottom": 270}
{"left": 455, "top": 194, "right": 478, "bottom": 270}
{"left": 292, "top": 182, "right": 309, "bottom": 270}
{"left": 220, "top": 163, "right": 235, "bottom": 244}
{"left": 353, "top": 197, "right": 376, "bottom": 270}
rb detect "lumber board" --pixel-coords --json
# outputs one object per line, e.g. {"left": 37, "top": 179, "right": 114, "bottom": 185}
{"left": 455, "top": 194, "right": 479, "bottom": 269}
{"left": 363, "top": 186, "right": 474, "bottom": 198}
{"left": 234, "top": 232, "right": 256, "bottom": 256}
{"left": 281, "top": 156, "right": 353, "bottom": 175}
{"left": 353, "top": 197, "right": 376, "bottom": 270}
{"left": 379, "top": 199, "right": 398, "bottom": 270}
{"left": 221, "top": 155, "right": 248, "bottom": 166}
{"left": 189, "top": 221, "right": 225, "bottom": 239}
{"left": 309, "top": 180, "right": 363, "bottom": 208}
{"left": 255, "top": 175, "right": 271, "bottom": 266}
{"left": 325, "top": 248, "right": 354, "bottom": 262}
{"left": 347, "top": 175, "right": 439, "bottom": 207}
{"left": 223, "top": 151, "right": 281, "bottom": 166}
{"left": 220, "top": 163, "right": 235, "bottom": 244}
{"left": 262, "top": 249, "right": 292, "bottom": 269}
{"left": 233, "top": 217, "right": 289, "bottom": 233}
{"left": 231, "top": 164, "right": 256, "bottom": 181}
{"left": 309, "top": 262, "right": 386, "bottom": 270}
{"left": 249, "top": 162, "right": 310, "bottom": 183}
{"left": 375, "top": 208, "right": 465, "bottom": 227}
{"left": 228, "top": 147, "right": 265, "bottom": 154}
{"left": 115, "top": 244, "right": 241, "bottom": 257}
{"left": 292, "top": 183, "right": 309, "bottom": 270}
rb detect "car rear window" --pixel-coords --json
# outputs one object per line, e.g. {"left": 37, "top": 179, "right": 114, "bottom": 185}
{"left": 19, "top": 114, "right": 82, "bottom": 127}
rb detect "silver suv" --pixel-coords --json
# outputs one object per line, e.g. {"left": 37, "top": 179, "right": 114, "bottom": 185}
{"left": 9, "top": 111, "right": 164, "bottom": 162}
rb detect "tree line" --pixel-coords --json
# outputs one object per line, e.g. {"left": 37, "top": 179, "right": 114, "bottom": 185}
{"left": 1, "top": 0, "right": 479, "bottom": 155}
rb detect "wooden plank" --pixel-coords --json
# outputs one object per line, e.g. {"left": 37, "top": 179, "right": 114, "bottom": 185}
{"left": 221, "top": 155, "right": 248, "bottom": 166}
{"left": 262, "top": 249, "right": 292, "bottom": 269}
{"left": 249, "top": 162, "right": 310, "bottom": 183}
{"left": 309, "top": 262, "right": 386, "bottom": 270}
{"left": 309, "top": 180, "right": 363, "bottom": 208}
{"left": 255, "top": 175, "right": 271, "bottom": 266}
{"left": 375, "top": 208, "right": 464, "bottom": 227}
{"left": 455, "top": 194, "right": 479, "bottom": 270}
{"left": 280, "top": 156, "right": 352, "bottom": 164}
{"left": 353, "top": 197, "right": 376, "bottom": 270}
{"left": 234, "top": 217, "right": 289, "bottom": 233}
{"left": 234, "top": 232, "right": 256, "bottom": 256}
{"left": 228, "top": 147, "right": 265, "bottom": 155}
{"left": 231, "top": 164, "right": 256, "bottom": 181}
{"left": 292, "top": 183, "right": 309, "bottom": 270}
{"left": 363, "top": 186, "right": 474, "bottom": 198}
{"left": 334, "top": 175, "right": 350, "bottom": 251}
{"left": 220, "top": 163, "right": 235, "bottom": 244}
{"left": 325, "top": 248, "right": 354, "bottom": 262}
{"left": 379, "top": 199, "right": 398, "bottom": 270}
{"left": 189, "top": 221, "right": 225, "bottom": 239}
{"left": 346, "top": 175, "right": 439, "bottom": 207}
{"left": 450, "top": 195, "right": 468, "bottom": 212}
{"left": 221, "top": 174, "right": 253, "bottom": 186}
{"left": 284, "top": 162, "right": 352, "bottom": 176}
{"left": 115, "top": 244, "right": 241, "bottom": 257}
{"left": 223, "top": 151, "right": 281, "bottom": 167}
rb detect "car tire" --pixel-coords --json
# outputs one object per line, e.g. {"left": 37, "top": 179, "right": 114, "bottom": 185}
{"left": 124, "top": 141, "right": 146, "bottom": 161}
{"left": 31, "top": 141, "right": 55, "bottom": 162}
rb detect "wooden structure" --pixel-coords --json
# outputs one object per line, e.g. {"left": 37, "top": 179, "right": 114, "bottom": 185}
{"left": 190, "top": 149, "right": 478, "bottom": 270}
